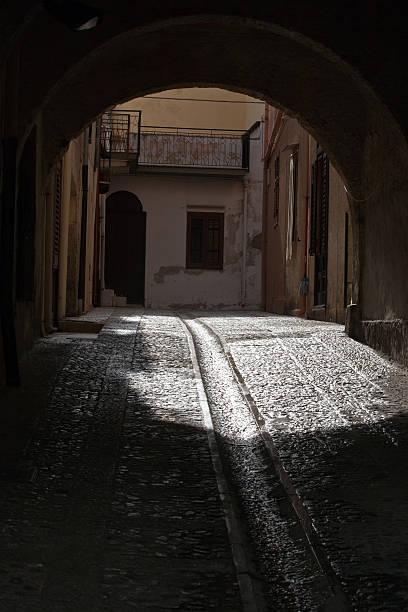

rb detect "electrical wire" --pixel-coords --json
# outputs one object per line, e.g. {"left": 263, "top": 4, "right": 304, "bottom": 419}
{"left": 140, "top": 95, "right": 265, "bottom": 104}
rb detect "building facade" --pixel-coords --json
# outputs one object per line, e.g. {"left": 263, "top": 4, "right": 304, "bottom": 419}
{"left": 99, "top": 106, "right": 263, "bottom": 309}
{"left": 2, "top": 4, "right": 408, "bottom": 386}
{"left": 263, "top": 107, "right": 353, "bottom": 324}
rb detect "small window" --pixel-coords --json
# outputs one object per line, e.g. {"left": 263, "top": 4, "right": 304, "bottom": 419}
{"left": 186, "top": 212, "right": 224, "bottom": 269}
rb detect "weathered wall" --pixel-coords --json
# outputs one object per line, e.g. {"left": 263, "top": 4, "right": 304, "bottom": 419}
{"left": 13, "top": 121, "right": 42, "bottom": 364}
{"left": 85, "top": 160, "right": 98, "bottom": 312}
{"left": 106, "top": 170, "right": 262, "bottom": 309}
{"left": 0, "top": 327, "right": 4, "bottom": 386}
{"left": 117, "top": 88, "right": 263, "bottom": 131}
{"left": 56, "top": 128, "right": 99, "bottom": 319}
{"left": 2, "top": 4, "right": 408, "bottom": 374}
{"left": 66, "top": 144, "right": 82, "bottom": 316}
{"left": 264, "top": 113, "right": 352, "bottom": 324}
{"left": 306, "top": 151, "right": 353, "bottom": 324}
{"left": 20, "top": 13, "right": 408, "bottom": 332}
{"left": 264, "top": 116, "right": 308, "bottom": 315}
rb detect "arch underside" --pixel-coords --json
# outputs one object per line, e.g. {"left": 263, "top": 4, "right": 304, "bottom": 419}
{"left": 5, "top": 7, "right": 408, "bottom": 359}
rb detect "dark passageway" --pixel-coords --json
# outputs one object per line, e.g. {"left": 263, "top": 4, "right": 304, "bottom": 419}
{"left": 2, "top": 3, "right": 408, "bottom": 610}
{"left": 105, "top": 192, "right": 146, "bottom": 304}
{"left": 2, "top": 3, "right": 408, "bottom": 378}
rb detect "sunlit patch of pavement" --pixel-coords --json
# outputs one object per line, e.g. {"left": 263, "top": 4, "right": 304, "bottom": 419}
{"left": 190, "top": 310, "right": 408, "bottom": 611}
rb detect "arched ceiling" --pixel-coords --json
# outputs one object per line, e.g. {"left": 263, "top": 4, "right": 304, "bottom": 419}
{"left": 10, "top": 14, "right": 402, "bottom": 198}
{"left": 3, "top": 2, "right": 406, "bottom": 133}
{"left": 2, "top": 3, "right": 408, "bottom": 322}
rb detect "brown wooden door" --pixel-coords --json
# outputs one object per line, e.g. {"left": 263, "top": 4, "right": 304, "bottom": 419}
{"left": 105, "top": 191, "right": 146, "bottom": 304}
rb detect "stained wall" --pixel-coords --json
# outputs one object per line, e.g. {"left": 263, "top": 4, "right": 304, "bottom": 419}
{"left": 104, "top": 124, "right": 263, "bottom": 310}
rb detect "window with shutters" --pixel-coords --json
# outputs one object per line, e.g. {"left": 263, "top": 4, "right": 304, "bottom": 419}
{"left": 290, "top": 149, "right": 299, "bottom": 242}
{"left": 309, "top": 149, "right": 330, "bottom": 305}
{"left": 186, "top": 212, "right": 224, "bottom": 270}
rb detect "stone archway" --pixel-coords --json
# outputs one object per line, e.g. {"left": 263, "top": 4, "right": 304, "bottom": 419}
{"left": 2, "top": 5, "right": 408, "bottom": 361}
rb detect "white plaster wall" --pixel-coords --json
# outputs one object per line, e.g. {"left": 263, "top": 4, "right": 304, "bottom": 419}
{"left": 116, "top": 87, "right": 263, "bottom": 132}
{"left": 107, "top": 166, "right": 262, "bottom": 309}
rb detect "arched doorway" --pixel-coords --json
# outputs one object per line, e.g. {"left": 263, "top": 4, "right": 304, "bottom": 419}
{"left": 105, "top": 191, "right": 146, "bottom": 304}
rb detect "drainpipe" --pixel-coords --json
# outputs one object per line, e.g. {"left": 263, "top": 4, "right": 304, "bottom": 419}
{"left": 57, "top": 145, "right": 72, "bottom": 322}
{"left": 241, "top": 178, "right": 249, "bottom": 307}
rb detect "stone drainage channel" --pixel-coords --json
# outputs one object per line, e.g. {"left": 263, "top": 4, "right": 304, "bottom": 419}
{"left": 179, "top": 314, "right": 349, "bottom": 612}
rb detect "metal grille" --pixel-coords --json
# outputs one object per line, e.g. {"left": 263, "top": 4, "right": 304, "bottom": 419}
{"left": 99, "top": 110, "right": 142, "bottom": 183}
{"left": 100, "top": 110, "right": 250, "bottom": 172}
{"left": 137, "top": 129, "right": 245, "bottom": 168}
{"left": 53, "top": 160, "right": 62, "bottom": 270}
{"left": 100, "top": 111, "right": 139, "bottom": 155}
{"left": 312, "top": 151, "right": 330, "bottom": 305}
{"left": 319, "top": 154, "right": 330, "bottom": 253}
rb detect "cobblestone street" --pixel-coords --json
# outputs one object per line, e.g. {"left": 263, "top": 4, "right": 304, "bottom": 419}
{"left": 1, "top": 309, "right": 408, "bottom": 611}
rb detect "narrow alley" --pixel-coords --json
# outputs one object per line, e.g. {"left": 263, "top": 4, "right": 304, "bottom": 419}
{"left": 2, "top": 5, "right": 408, "bottom": 611}
{"left": 1, "top": 309, "right": 408, "bottom": 611}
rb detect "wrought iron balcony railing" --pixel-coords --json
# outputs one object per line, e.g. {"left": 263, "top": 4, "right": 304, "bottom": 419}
{"left": 99, "top": 110, "right": 250, "bottom": 186}
{"left": 135, "top": 126, "right": 249, "bottom": 169}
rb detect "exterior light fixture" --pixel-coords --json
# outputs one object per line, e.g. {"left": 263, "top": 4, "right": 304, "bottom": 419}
{"left": 44, "top": 1, "right": 103, "bottom": 31}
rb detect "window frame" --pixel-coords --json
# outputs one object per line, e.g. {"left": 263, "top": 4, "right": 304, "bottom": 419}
{"left": 186, "top": 211, "right": 224, "bottom": 270}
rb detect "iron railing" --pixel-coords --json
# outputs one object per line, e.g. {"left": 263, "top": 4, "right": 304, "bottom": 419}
{"left": 99, "top": 111, "right": 142, "bottom": 186}
{"left": 136, "top": 125, "right": 249, "bottom": 169}
{"left": 99, "top": 110, "right": 250, "bottom": 178}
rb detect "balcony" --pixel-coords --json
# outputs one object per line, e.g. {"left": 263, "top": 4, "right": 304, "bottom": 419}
{"left": 136, "top": 126, "right": 249, "bottom": 170}
{"left": 99, "top": 111, "right": 251, "bottom": 188}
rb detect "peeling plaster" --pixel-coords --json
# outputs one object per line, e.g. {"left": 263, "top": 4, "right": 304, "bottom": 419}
{"left": 250, "top": 233, "right": 262, "bottom": 249}
{"left": 224, "top": 212, "right": 242, "bottom": 265}
{"left": 185, "top": 269, "right": 206, "bottom": 276}
{"left": 247, "top": 248, "right": 259, "bottom": 267}
{"left": 169, "top": 302, "right": 208, "bottom": 310}
{"left": 153, "top": 266, "right": 183, "bottom": 283}
{"left": 154, "top": 266, "right": 207, "bottom": 284}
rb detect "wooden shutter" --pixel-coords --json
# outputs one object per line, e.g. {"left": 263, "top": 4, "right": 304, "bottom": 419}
{"left": 186, "top": 212, "right": 224, "bottom": 269}
{"left": 309, "top": 160, "right": 318, "bottom": 255}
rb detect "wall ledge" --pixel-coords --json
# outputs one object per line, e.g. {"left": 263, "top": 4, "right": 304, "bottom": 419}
{"left": 361, "top": 318, "right": 408, "bottom": 367}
